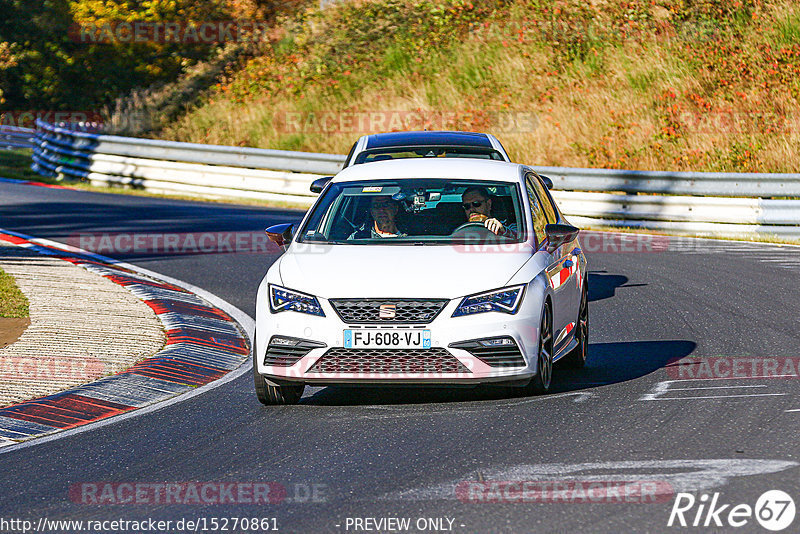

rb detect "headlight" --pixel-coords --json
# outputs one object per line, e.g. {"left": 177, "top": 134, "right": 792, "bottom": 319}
{"left": 452, "top": 285, "right": 526, "bottom": 317}
{"left": 269, "top": 284, "right": 325, "bottom": 317}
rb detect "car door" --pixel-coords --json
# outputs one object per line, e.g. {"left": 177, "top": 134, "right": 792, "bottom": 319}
{"left": 534, "top": 175, "right": 582, "bottom": 329}
{"left": 525, "top": 175, "right": 575, "bottom": 352}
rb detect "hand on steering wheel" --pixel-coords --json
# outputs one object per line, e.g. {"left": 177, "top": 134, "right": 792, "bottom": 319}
{"left": 483, "top": 217, "right": 506, "bottom": 235}
{"left": 451, "top": 219, "right": 506, "bottom": 236}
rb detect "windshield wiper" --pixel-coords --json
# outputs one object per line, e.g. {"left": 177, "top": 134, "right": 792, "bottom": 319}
{"left": 299, "top": 239, "right": 349, "bottom": 245}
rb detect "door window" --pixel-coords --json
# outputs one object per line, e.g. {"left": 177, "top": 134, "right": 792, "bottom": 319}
{"left": 525, "top": 179, "right": 548, "bottom": 246}
{"left": 527, "top": 174, "right": 557, "bottom": 224}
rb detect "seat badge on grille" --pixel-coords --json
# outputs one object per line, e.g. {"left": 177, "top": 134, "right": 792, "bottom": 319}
{"left": 379, "top": 304, "right": 396, "bottom": 319}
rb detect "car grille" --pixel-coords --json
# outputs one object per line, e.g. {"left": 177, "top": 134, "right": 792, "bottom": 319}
{"left": 449, "top": 338, "right": 527, "bottom": 368}
{"left": 329, "top": 299, "right": 448, "bottom": 324}
{"left": 308, "top": 348, "right": 470, "bottom": 374}
{"left": 263, "top": 337, "right": 326, "bottom": 366}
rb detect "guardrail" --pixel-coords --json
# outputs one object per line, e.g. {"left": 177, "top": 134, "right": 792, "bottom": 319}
{"left": 0, "top": 126, "right": 36, "bottom": 150}
{"left": 31, "top": 120, "right": 344, "bottom": 204}
{"left": 538, "top": 166, "right": 800, "bottom": 198}
{"left": 27, "top": 120, "right": 800, "bottom": 238}
{"left": 550, "top": 191, "right": 800, "bottom": 239}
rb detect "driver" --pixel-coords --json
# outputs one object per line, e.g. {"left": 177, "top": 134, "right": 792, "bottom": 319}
{"left": 461, "top": 186, "right": 517, "bottom": 237}
{"left": 348, "top": 195, "right": 407, "bottom": 239}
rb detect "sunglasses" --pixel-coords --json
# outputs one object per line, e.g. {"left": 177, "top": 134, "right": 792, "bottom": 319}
{"left": 462, "top": 200, "right": 485, "bottom": 210}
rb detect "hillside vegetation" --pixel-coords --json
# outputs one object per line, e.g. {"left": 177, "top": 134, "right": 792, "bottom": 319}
{"left": 0, "top": 0, "right": 302, "bottom": 121}
{"left": 154, "top": 0, "right": 800, "bottom": 173}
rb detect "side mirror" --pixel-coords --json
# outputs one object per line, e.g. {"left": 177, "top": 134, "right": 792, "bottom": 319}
{"left": 310, "top": 176, "right": 333, "bottom": 193}
{"left": 266, "top": 223, "right": 295, "bottom": 251}
{"left": 545, "top": 223, "right": 579, "bottom": 253}
{"left": 539, "top": 174, "right": 553, "bottom": 189}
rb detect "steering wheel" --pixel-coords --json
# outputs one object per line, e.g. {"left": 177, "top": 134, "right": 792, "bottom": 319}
{"left": 450, "top": 221, "right": 494, "bottom": 238}
{"left": 452, "top": 221, "right": 486, "bottom": 233}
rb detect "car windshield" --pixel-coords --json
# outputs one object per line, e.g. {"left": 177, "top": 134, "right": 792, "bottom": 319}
{"left": 353, "top": 147, "right": 505, "bottom": 165}
{"left": 297, "top": 179, "right": 525, "bottom": 245}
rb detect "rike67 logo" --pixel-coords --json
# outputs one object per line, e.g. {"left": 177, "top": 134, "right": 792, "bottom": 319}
{"left": 668, "top": 490, "right": 795, "bottom": 531}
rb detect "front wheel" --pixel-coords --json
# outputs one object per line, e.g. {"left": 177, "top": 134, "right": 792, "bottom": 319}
{"left": 528, "top": 303, "right": 553, "bottom": 395}
{"left": 254, "top": 372, "right": 304, "bottom": 405}
{"left": 253, "top": 334, "right": 304, "bottom": 405}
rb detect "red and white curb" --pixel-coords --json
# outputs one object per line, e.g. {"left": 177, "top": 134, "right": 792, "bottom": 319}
{"left": 0, "top": 228, "right": 251, "bottom": 447}
{"left": 0, "top": 176, "right": 72, "bottom": 190}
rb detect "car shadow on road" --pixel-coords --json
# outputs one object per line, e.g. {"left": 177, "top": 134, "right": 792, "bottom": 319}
{"left": 297, "top": 339, "right": 696, "bottom": 406}
{"left": 548, "top": 339, "right": 696, "bottom": 394}
{"left": 588, "top": 270, "right": 648, "bottom": 302}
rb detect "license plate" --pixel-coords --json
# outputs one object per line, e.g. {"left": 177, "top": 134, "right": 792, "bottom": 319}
{"left": 344, "top": 329, "right": 431, "bottom": 349}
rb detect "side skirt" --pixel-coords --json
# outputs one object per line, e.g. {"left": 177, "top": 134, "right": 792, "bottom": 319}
{"left": 552, "top": 335, "right": 579, "bottom": 363}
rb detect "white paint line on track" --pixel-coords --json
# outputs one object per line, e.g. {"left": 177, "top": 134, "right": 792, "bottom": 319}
{"left": 647, "top": 394, "right": 787, "bottom": 400}
{"left": 0, "top": 228, "right": 255, "bottom": 456}
{"left": 657, "top": 375, "right": 798, "bottom": 381}
{"left": 785, "top": 409, "right": 800, "bottom": 412}
{"left": 640, "top": 379, "right": 790, "bottom": 401}
{"left": 667, "top": 385, "right": 768, "bottom": 391}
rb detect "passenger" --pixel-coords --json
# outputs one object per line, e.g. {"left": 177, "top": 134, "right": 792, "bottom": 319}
{"left": 461, "top": 186, "right": 517, "bottom": 237}
{"left": 348, "top": 196, "right": 408, "bottom": 239}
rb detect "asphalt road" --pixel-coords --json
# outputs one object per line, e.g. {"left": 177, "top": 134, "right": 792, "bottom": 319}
{"left": 1, "top": 181, "right": 799, "bottom": 534}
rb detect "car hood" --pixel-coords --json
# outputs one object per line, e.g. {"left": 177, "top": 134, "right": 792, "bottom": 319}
{"left": 278, "top": 243, "right": 534, "bottom": 299}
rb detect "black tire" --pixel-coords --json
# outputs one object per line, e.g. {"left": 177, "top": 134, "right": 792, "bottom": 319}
{"left": 562, "top": 282, "right": 588, "bottom": 369}
{"left": 253, "top": 334, "right": 304, "bottom": 405}
{"left": 528, "top": 303, "right": 554, "bottom": 395}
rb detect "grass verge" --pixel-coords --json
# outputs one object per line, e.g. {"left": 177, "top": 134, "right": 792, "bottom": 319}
{"left": 0, "top": 267, "right": 28, "bottom": 318}
{"left": 0, "top": 150, "right": 61, "bottom": 184}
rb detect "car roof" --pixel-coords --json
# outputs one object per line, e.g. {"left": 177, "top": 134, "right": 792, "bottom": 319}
{"left": 332, "top": 158, "right": 524, "bottom": 184}
{"left": 364, "top": 131, "right": 493, "bottom": 149}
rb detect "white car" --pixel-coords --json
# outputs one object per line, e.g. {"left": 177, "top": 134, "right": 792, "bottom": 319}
{"left": 254, "top": 158, "right": 588, "bottom": 404}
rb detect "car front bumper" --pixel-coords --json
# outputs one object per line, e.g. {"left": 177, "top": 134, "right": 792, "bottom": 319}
{"left": 254, "top": 291, "right": 545, "bottom": 385}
